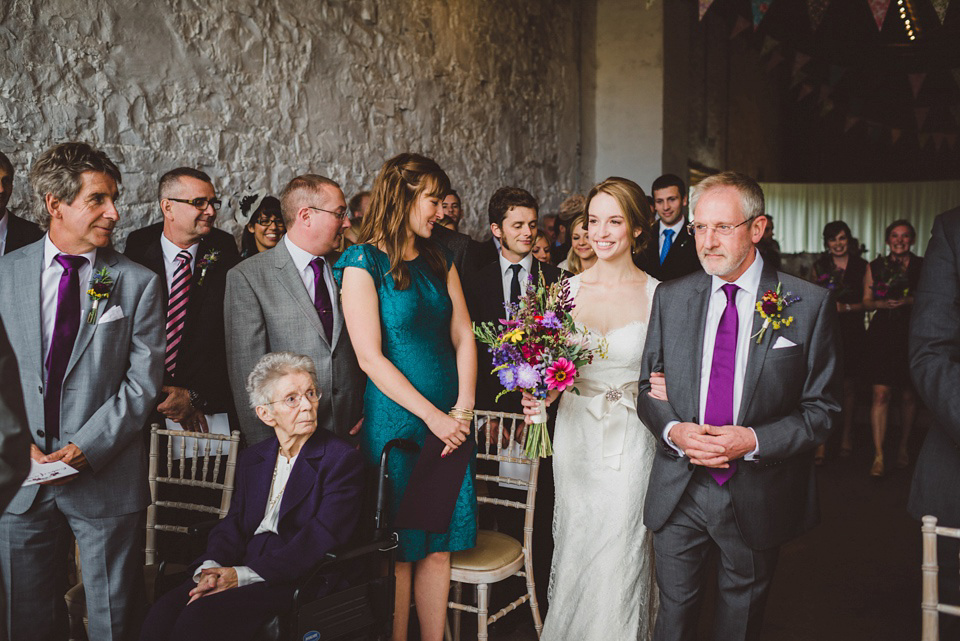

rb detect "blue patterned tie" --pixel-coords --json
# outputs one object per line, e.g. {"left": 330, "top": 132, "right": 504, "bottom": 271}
{"left": 660, "top": 229, "right": 674, "bottom": 265}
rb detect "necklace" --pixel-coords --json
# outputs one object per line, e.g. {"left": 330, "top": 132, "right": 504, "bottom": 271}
{"left": 267, "top": 455, "right": 291, "bottom": 513}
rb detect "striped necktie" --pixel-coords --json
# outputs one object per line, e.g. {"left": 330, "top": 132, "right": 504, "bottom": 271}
{"left": 165, "top": 250, "right": 192, "bottom": 375}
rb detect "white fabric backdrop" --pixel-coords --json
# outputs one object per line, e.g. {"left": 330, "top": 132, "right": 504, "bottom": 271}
{"left": 759, "top": 180, "right": 960, "bottom": 258}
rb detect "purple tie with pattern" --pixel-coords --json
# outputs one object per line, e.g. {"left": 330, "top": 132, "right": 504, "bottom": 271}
{"left": 704, "top": 283, "right": 739, "bottom": 485}
{"left": 309, "top": 257, "right": 333, "bottom": 342}
{"left": 44, "top": 254, "right": 87, "bottom": 440}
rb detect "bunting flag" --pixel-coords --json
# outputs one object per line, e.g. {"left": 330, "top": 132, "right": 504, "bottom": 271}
{"left": 919, "top": 132, "right": 930, "bottom": 148}
{"left": 891, "top": 128, "right": 902, "bottom": 144}
{"left": 798, "top": 83, "right": 814, "bottom": 101}
{"left": 819, "top": 84, "right": 834, "bottom": 102}
{"left": 730, "top": 15, "right": 751, "bottom": 38}
{"left": 699, "top": 0, "right": 716, "bottom": 20}
{"left": 751, "top": 0, "right": 772, "bottom": 28}
{"left": 765, "top": 50, "right": 785, "bottom": 71}
{"left": 845, "top": 116, "right": 861, "bottom": 132}
{"left": 807, "top": 0, "right": 831, "bottom": 30}
{"left": 868, "top": 0, "right": 891, "bottom": 30}
{"left": 908, "top": 73, "right": 927, "bottom": 100}
{"left": 761, "top": 36, "right": 780, "bottom": 57}
{"left": 932, "top": 0, "right": 950, "bottom": 24}
{"left": 820, "top": 98, "right": 835, "bottom": 116}
{"left": 793, "top": 52, "right": 812, "bottom": 75}
{"left": 915, "top": 107, "right": 930, "bottom": 130}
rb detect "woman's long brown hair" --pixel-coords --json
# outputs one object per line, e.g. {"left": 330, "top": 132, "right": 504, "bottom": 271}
{"left": 357, "top": 153, "right": 451, "bottom": 289}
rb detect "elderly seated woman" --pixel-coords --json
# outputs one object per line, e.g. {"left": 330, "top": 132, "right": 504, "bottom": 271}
{"left": 140, "top": 352, "right": 364, "bottom": 641}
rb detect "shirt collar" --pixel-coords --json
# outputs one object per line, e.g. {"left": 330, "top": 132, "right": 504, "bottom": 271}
{"left": 659, "top": 218, "right": 686, "bottom": 236}
{"left": 0, "top": 211, "right": 8, "bottom": 240}
{"left": 43, "top": 233, "right": 97, "bottom": 270}
{"left": 160, "top": 232, "right": 199, "bottom": 266}
{"left": 499, "top": 251, "right": 533, "bottom": 277}
{"left": 710, "top": 249, "right": 764, "bottom": 299}
{"left": 284, "top": 234, "right": 320, "bottom": 273}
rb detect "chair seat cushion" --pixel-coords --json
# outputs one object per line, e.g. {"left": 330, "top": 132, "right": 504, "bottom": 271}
{"left": 451, "top": 530, "right": 522, "bottom": 572}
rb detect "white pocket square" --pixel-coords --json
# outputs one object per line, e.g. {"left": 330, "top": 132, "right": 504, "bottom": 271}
{"left": 772, "top": 336, "right": 797, "bottom": 349}
{"left": 97, "top": 305, "right": 125, "bottom": 324}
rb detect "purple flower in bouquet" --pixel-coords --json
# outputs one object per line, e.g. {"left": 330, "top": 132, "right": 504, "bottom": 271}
{"left": 491, "top": 344, "right": 522, "bottom": 367}
{"left": 498, "top": 365, "right": 519, "bottom": 391}
{"left": 539, "top": 310, "right": 562, "bottom": 329}
{"left": 874, "top": 282, "right": 889, "bottom": 298}
{"left": 516, "top": 363, "right": 541, "bottom": 389}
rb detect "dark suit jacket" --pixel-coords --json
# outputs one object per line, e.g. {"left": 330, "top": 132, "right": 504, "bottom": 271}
{"left": 909, "top": 208, "right": 960, "bottom": 526}
{"left": 2, "top": 212, "right": 43, "bottom": 256}
{"left": 431, "top": 224, "right": 476, "bottom": 277}
{"left": 200, "top": 429, "right": 364, "bottom": 585}
{"left": 634, "top": 222, "right": 701, "bottom": 282}
{"left": 637, "top": 261, "right": 841, "bottom": 550}
{"left": 465, "top": 257, "right": 568, "bottom": 414}
{"left": 124, "top": 223, "right": 240, "bottom": 416}
{"left": 0, "top": 318, "right": 30, "bottom": 513}
{"left": 470, "top": 238, "right": 500, "bottom": 272}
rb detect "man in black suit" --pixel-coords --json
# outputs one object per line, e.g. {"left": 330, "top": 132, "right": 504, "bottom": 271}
{"left": 0, "top": 151, "right": 43, "bottom": 256}
{"left": 464, "top": 186, "right": 567, "bottom": 625}
{"left": 909, "top": 207, "right": 960, "bottom": 639}
{"left": 431, "top": 220, "right": 480, "bottom": 277}
{"left": 635, "top": 174, "right": 701, "bottom": 281}
{"left": 125, "top": 167, "right": 241, "bottom": 435}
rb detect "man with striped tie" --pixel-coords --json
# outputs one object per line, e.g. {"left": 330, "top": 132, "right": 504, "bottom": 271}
{"left": 0, "top": 142, "right": 165, "bottom": 640}
{"left": 125, "top": 168, "right": 240, "bottom": 436}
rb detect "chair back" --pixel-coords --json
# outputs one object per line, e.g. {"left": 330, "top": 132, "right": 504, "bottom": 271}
{"left": 471, "top": 410, "right": 540, "bottom": 542}
{"left": 145, "top": 423, "right": 241, "bottom": 565}
{"left": 922, "top": 515, "right": 960, "bottom": 640}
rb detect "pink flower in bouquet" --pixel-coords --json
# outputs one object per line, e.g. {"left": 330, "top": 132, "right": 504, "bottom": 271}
{"left": 545, "top": 358, "right": 577, "bottom": 392}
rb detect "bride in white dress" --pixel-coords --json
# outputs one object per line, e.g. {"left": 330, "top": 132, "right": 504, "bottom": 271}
{"left": 525, "top": 177, "right": 660, "bottom": 641}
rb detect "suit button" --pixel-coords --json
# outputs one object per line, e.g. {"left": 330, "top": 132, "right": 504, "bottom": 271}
{"left": 687, "top": 462, "right": 695, "bottom": 472}
{"left": 38, "top": 386, "right": 42, "bottom": 394}
{"left": 36, "top": 430, "right": 45, "bottom": 438}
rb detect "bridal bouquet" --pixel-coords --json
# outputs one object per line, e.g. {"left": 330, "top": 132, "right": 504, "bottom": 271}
{"left": 473, "top": 273, "right": 605, "bottom": 458}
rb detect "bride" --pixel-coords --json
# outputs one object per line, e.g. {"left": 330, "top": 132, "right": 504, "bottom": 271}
{"left": 524, "top": 176, "right": 661, "bottom": 640}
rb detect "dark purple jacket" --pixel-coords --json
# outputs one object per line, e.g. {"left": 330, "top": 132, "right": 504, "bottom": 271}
{"left": 200, "top": 428, "right": 364, "bottom": 585}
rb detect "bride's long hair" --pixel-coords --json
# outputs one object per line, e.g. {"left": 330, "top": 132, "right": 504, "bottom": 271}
{"left": 584, "top": 177, "right": 654, "bottom": 256}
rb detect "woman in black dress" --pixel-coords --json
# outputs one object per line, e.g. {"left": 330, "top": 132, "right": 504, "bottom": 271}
{"left": 810, "top": 221, "right": 867, "bottom": 464}
{"left": 862, "top": 219, "right": 923, "bottom": 477}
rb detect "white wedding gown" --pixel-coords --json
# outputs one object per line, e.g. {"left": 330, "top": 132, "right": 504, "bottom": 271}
{"left": 541, "top": 274, "right": 658, "bottom": 641}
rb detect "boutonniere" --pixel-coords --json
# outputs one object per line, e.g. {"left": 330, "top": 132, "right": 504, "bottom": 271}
{"left": 752, "top": 282, "right": 800, "bottom": 344}
{"left": 196, "top": 249, "right": 220, "bottom": 286}
{"left": 86, "top": 267, "right": 114, "bottom": 324}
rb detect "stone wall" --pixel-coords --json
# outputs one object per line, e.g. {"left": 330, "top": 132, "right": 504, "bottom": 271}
{"left": 0, "top": 0, "right": 581, "bottom": 244}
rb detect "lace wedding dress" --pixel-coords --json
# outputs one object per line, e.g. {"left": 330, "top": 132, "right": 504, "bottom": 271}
{"left": 541, "top": 274, "right": 658, "bottom": 641}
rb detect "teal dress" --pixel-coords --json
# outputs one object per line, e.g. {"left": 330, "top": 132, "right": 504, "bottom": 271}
{"left": 334, "top": 244, "right": 477, "bottom": 562}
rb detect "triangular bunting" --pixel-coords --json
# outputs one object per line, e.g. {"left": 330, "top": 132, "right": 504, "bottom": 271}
{"left": 751, "top": 0, "right": 771, "bottom": 28}
{"left": 915, "top": 106, "right": 930, "bottom": 130}
{"left": 699, "top": 0, "right": 716, "bottom": 20}
{"left": 844, "top": 116, "right": 861, "bottom": 132}
{"left": 820, "top": 98, "right": 835, "bottom": 117}
{"left": 793, "top": 52, "right": 812, "bottom": 75}
{"left": 868, "top": 0, "right": 891, "bottom": 30}
{"left": 819, "top": 84, "right": 834, "bottom": 102}
{"left": 947, "top": 133, "right": 957, "bottom": 151}
{"left": 932, "top": 0, "right": 950, "bottom": 24}
{"left": 730, "top": 16, "right": 751, "bottom": 38}
{"left": 798, "top": 83, "right": 814, "bottom": 101}
{"left": 807, "top": 0, "right": 831, "bottom": 31}
{"left": 765, "top": 50, "right": 785, "bottom": 71}
{"left": 761, "top": 36, "right": 780, "bottom": 57}
{"left": 909, "top": 73, "right": 927, "bottom": 100}
{"left": 891, "top": 128, "right": 902, "bottom": 144}
{"left": 933, "top": 132, "right": 945, "bottom": 151}
{"left": 919, "top": 132, "right": 931, "bottom": 148}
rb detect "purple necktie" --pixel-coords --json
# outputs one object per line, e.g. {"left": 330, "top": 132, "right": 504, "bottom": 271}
{"left": 309, "top": 257, "right": 333, "bottom": 342}
{"left": 44, "top": 254, "right": 87, "bottom": 441}
{"left": 704, "top": 283, "right": 739, "bottom": 485}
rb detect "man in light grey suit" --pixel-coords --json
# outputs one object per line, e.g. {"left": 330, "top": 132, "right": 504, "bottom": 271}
{"left": 909, "top": 206, "right": 960, "bottom": 639}
{"left": 226, "top": 174, "right": 365, "bottom": 445}
{"left": 637, "top": 172, "right": 841, "bottom": 641}
{"left": 0, "top": 142, "right": 165, "bottom": 641}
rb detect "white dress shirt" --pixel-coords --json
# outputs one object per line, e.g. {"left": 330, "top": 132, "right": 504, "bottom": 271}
{"left": 0, "top": 211, "right": 8, "bottom": 256}
{"left": 664, "top": 251, "right": 763, "bottom": 459}
{"left": 658, "top": 219, "right": 686, "bottom": 255}
{"left": 194, "top": 451, "right": 299, "bottom": 588}
{"left": 159, "top": 233, "right": 199, "bottom": 293}
{"left": 499, "top": 252, "right": 533, "bottom": 318}
{"left": 41, "top": 235, "right": 96, "bottom": 370}
{"left": 284, "top": 235, "right": 337, "bottom": 311}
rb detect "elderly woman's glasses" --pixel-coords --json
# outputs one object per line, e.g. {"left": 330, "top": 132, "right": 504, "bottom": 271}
{"left": 264, "top": 388, "right": 321, "bottom": 409}
{"left": 687, "top": 217, "right": 755, "bottom": 237}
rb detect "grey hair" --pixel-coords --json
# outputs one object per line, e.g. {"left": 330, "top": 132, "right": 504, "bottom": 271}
{"left": 245, "top": 352, "right": 318, "bottom": 409}
{"left": 279, "top": 174, "right": 342, "bottom": 227}
{"left": 689, "top": 171, "right": 764, "bottom": 223}
{"left": 29, "top": 142, "right": 122, "bottom": 230}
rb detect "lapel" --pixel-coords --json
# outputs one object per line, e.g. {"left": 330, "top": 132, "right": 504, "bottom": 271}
{"left": 663, "top": 224, "right": 692, "bottom": 268}
{"left": 327, "top": 250, "right": 343, "bottom": 349}
{"left": 273, "top": 243, "right": 329, "bottom": 347}
{"left": 737, "top": 261, "right": 780, "bottom": 425}
{"left": 243, "top": 440, "right": 276, "bottom": 534}
{"left": 140, "top": 233, "right": 166, "bottom": 298}
{"left": 681, "top": 272, "right": 712, "bottom": 422}
{"left": 64, "top": 248, "right": 121, "bottom": 380}
{"left": 185, "top": 236, "right": 211, "bottom": 327}
{"left": 15, "top": 242, "right": 45, "bottom": 379}
{"left": 478, "top": 259, "right": 506, "bottom": 322}
{"left": 278, "top": 432, "right": 326, "bottom": 524}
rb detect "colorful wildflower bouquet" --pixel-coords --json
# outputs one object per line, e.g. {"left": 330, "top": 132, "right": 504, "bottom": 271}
{"left": 871, "top": 255, "right": 910, "bottom": 300}
{"left": 473, "top": 273, "right": 605, "bottom": 459}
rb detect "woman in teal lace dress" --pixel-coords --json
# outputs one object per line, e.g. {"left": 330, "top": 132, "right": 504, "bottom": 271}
{"left": 335, "top": 153, "right": 476, "bottom": 641}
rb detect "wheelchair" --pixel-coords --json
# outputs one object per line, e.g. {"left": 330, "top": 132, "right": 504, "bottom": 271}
{"left": 154, "top": 438, "right": 419, "bottom": 641}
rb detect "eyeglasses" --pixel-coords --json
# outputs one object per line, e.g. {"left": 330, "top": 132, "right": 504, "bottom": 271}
{"left": 687, "top": 217, "right": 755, "bottom": 237}
{"left": 168, "top": 197, "right": 222, "bottom": 211}
{"left": 306, "top": 206, "right": 349, "bottom": 222}
{"left": 255, "top": 216, "right": 285, "bottom": 229}
{"left": 263, "top": 388, "right": 322, "bottom": 409}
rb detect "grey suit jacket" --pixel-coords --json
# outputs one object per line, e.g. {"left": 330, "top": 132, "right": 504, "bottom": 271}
{"left": 225, "top": 242, "right": 366, "bottom": 445}
{"left": 637, "top": 261, "right": 841, "bottom": 550}
{"left": 0, "top": 241, "right": 165, "bottom": 517}
{"left": 909, "top": 208, "right": 960, "bottom": 526}
{"left": 0, "top": 317, "right": 31, "bottom": 513}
